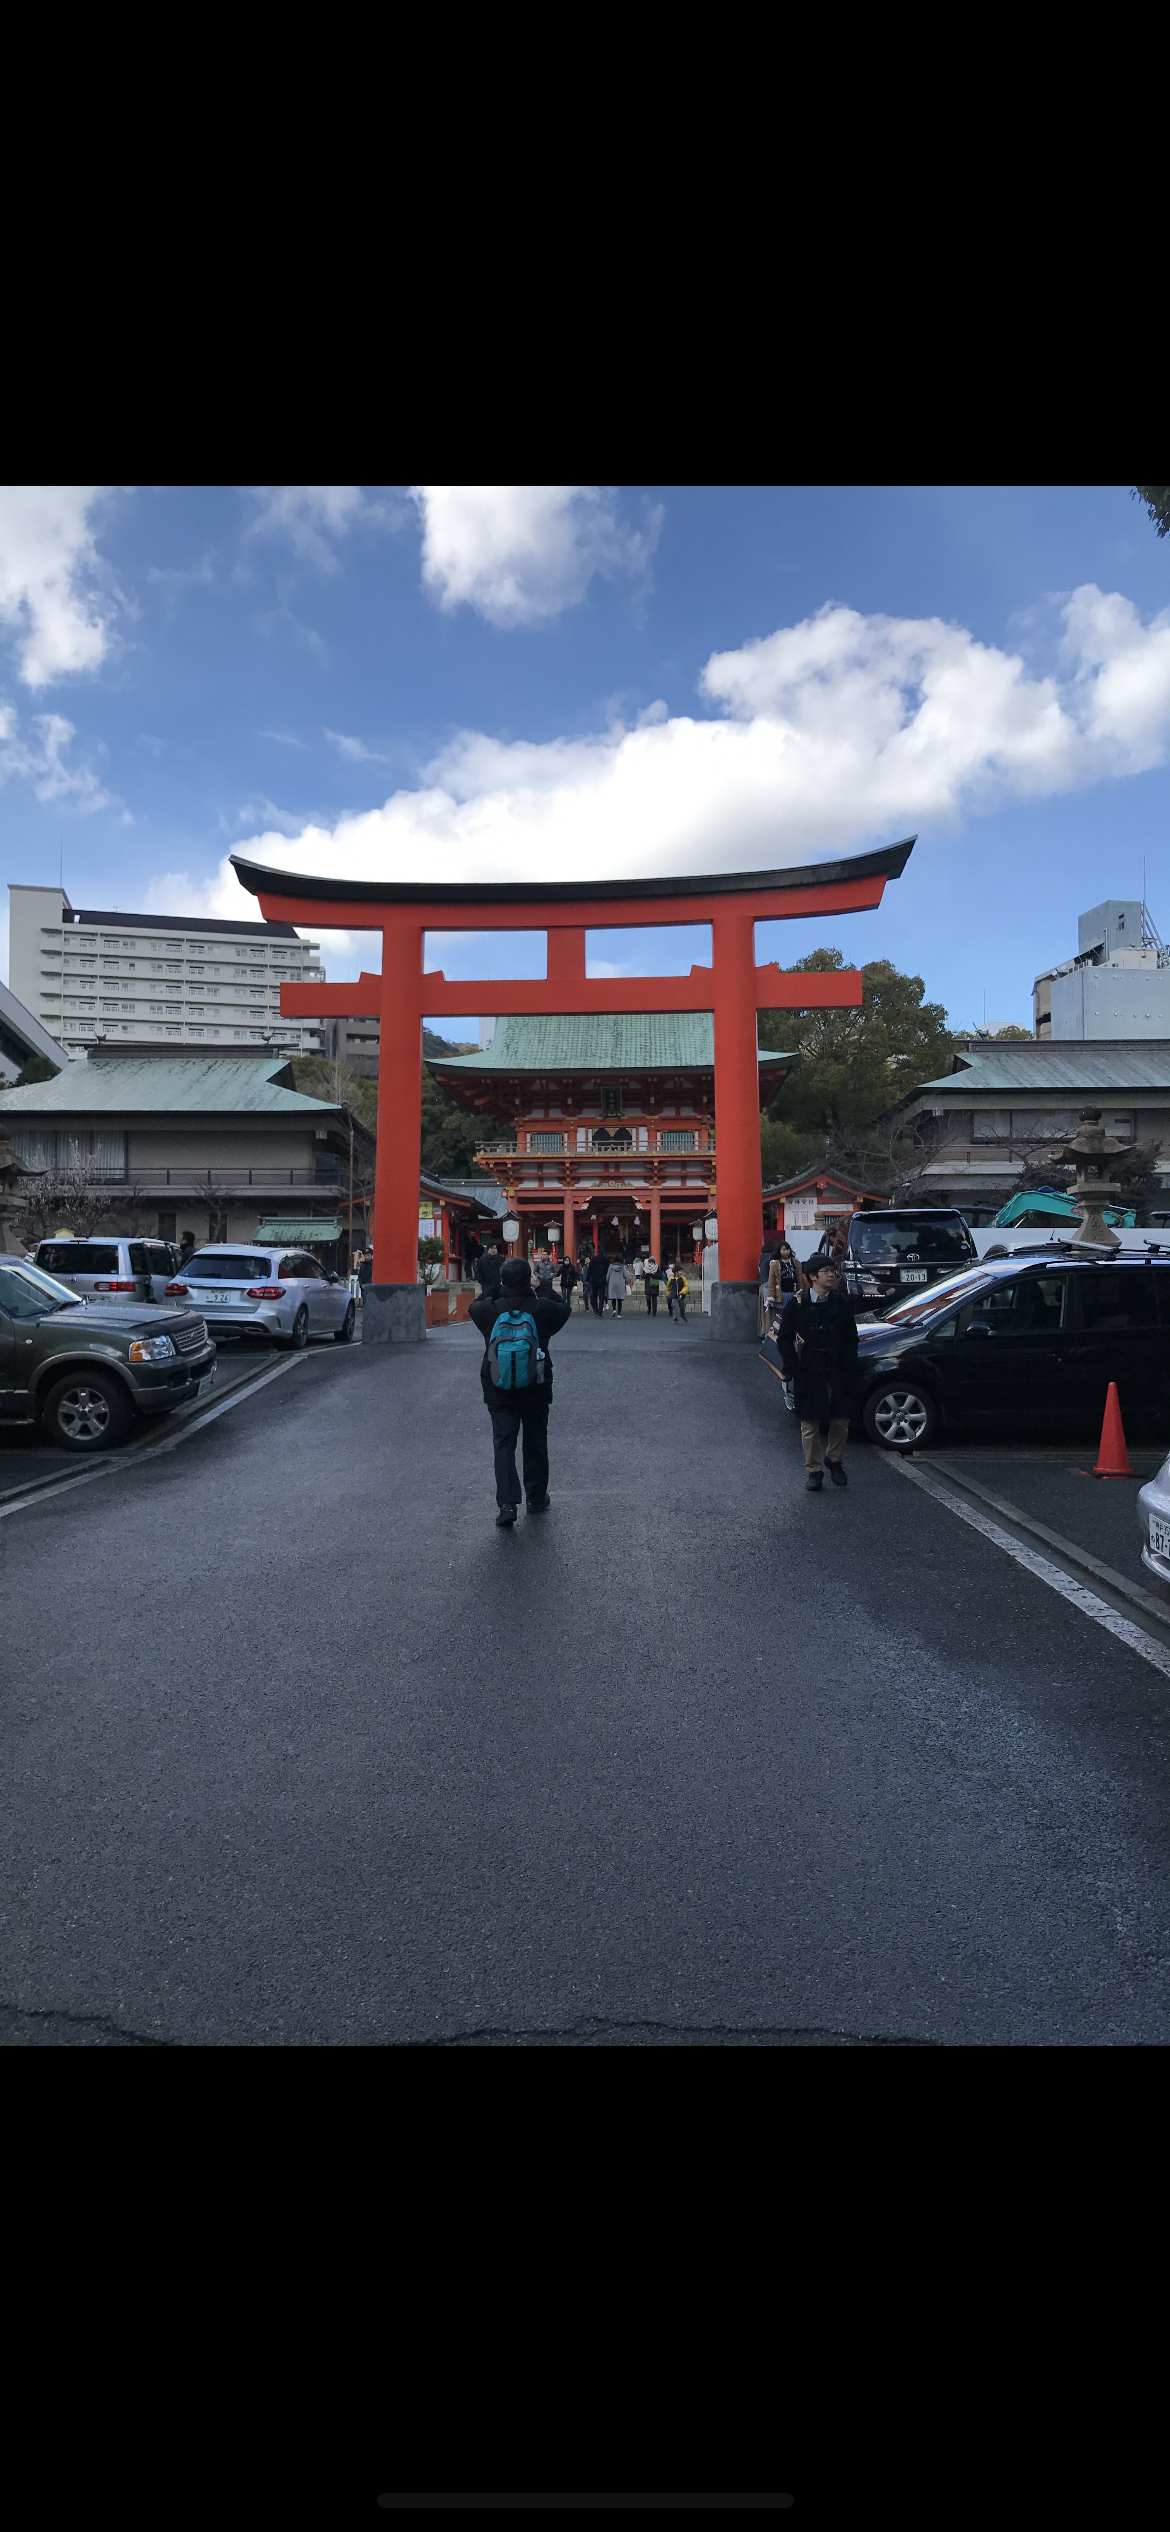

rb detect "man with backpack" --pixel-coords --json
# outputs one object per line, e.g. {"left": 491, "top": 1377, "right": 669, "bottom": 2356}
{"left": 470, "top": 1257, "right": 572, "bottom": 1527}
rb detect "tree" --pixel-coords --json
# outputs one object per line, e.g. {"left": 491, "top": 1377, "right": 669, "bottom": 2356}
{"left": 14, "top": 1054, "right": 59, "bottom": 1087}
{"left": 1113, "top": 1139, "right": 1166, "bottom": 1225}
{"left": 758, "top": 950, "right": 957, "bottom": 1144}
{"left": 22, "top": 1147, "right": 115, "bottom": 1242}
{"left": 418, "top": 1234, "right": 446, "bottom": 1290}
{"left": 1134, "top": 487, "right": 1170, "bottom": 538}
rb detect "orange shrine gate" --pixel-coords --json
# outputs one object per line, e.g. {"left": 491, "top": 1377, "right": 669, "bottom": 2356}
{"left": 231, "top": 840, "right": 914, "bottom": 1338}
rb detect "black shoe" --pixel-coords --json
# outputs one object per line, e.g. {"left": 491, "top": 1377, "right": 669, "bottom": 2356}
{"left": 527, "top": 1493, "right": 550, "bottom": 1514}
{"left": 806, "top": 1472, "right": 823, "bottom": 1491}
{"left": 496, "top": 1504, "right": 518, "bottom": 1527}
{"left": 828, "top": 1460, "right": 848, "bottom": 1487}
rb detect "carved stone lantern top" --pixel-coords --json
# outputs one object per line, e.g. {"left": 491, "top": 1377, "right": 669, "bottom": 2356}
{"left": 1057, "top": 1107, "right": 1133, "bottom": 1173}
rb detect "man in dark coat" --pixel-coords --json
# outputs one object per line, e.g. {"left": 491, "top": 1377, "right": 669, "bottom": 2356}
{"left": 469, "top": 1257, "right": 571, "bottom": 1526}
{"left": 586, "top": 1248, "right": 608, "bottom": 1317}
{"left": 477, "top": 1242, "right": 502, "bottom": 1294}
{"left": 777, "top": 1260, "right": 859, "bottom": 1491}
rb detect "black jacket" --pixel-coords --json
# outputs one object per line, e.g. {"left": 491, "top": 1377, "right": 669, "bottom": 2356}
{"left": 469, "top": 1286, "right": 572, "bottom": 1406}
{"left": 586, "top": 1253, "right": 608, "bottom": 1293}
{"left": 777, "top": 1288, "right": 859, "bottom": 1421}
{"left": 559, "top": 1262, "right": 578, "bottom": 1295}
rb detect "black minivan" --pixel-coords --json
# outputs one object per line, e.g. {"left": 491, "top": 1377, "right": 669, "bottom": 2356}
{"left": 845, "top": 1207, "right": 978, "bottom": 1315}
{"left": 856, "top": 1253, "right": 1170, "bottom": 1449}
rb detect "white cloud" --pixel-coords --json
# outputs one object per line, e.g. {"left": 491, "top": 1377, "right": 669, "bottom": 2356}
{"left": 411, "top": 486, "right": 662, "bottom": 626}
{"left": 324, "top": 728, "right": 391, "bottom": 763}
{"left": 244, "top": 486, "right": 397, "bottom": 571}
{"left": 0, "top": 704, "right": 113, "bottom": 808}
{"left": 150, "top": 582, "right": 1170, "bottom": 933}
{"left": 0, "top": 486, "right": 116, "bottom": 686}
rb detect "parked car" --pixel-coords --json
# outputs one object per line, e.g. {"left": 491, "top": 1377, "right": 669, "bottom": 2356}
{"left": 1137, "top": 1455, "right": 1170, "bottom": 1587}
{"left": 0, "top": 1255, "right": 216, "bottom": 1452}
{"left": 34, "top": 1236, "right": 180, "bottom": 1305}
{"left": 166, "top": 1245, "right": 356, "bottom": 1348}
{"left": 844, "top": 1208, "right": 978, "bottom": 1314}
{"left": 854, "top": 1253, "right": 1170, "bottom": 1450}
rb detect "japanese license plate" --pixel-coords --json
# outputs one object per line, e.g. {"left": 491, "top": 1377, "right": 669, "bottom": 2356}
{"left": 195, "top": 1367, "right": 217, "bottom": 1397}
{"left": 1149, "top": 1518, "right": 1170, "bottom": 1561}
{"left": 203, "top": 1290, "right": 233, "bottom": 1304}
{"left": 899, "top": 1269, "right": 928, "bottom": 1283}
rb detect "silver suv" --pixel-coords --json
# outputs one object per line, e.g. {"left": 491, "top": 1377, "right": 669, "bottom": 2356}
{"left": 168, "top": 1245, "right": 357, "bottom": 1347}
{"left": 34, "top": 1236, "right": 179, "bottom": 1305}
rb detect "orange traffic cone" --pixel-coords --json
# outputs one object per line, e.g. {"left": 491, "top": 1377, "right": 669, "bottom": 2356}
{"left": 1091, "top": 1380, "right": 1135, "bottom": 1478}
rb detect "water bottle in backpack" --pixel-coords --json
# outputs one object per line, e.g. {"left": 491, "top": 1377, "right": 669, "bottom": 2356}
{"left": 487, "top": 1307, "right": 545, "bottom": 1391}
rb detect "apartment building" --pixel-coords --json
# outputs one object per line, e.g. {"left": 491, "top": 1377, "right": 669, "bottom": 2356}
{"left": 8, "top": 885, "right": 327, "bottom": 1059}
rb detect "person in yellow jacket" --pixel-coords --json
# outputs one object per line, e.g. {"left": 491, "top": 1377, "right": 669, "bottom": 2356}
{"left": 666, "top": 1265, "right": 689, "bottom": 1322}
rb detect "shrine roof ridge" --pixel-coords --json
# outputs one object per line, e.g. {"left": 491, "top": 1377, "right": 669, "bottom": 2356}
{"left": 230, "top": 837, "right": 915, "bottom": 908}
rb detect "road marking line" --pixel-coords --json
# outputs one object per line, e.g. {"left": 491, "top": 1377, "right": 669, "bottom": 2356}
{"left": 0, "top": 1352, "right": 308, "bottom": 1525}
{"left": 894, "top": 1456, "right": 1170, "bottom": 1684}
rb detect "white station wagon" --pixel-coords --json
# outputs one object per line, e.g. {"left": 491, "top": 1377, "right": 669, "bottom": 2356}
{"left": 168, "top": 1245, "right": 356, "bottom": 1347}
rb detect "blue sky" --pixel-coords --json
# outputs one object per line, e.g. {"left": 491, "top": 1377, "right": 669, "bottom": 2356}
{"left": 2, "top": 484, "right": 1168, "bottom": 1038}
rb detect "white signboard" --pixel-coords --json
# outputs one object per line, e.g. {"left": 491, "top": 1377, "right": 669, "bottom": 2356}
{"left": 785, "top": 1196, "right": 817, "bottom": 1230}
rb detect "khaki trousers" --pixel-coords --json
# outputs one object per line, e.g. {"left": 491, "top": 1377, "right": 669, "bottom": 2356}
{"left": 801, "top": 1418, "right": 849, "bottom": 1472}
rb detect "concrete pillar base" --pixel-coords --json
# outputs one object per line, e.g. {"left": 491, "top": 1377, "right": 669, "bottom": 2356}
{"left": 709, "top": 1280, "right": 760, "bottom": 1340}
{"left": 362, "top": 1283, "right": 427, "bottom": 1343}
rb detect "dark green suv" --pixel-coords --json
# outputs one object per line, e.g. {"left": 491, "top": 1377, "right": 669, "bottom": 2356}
{"left": 0, "top": 1256, "right": 216, "bottom": 1452}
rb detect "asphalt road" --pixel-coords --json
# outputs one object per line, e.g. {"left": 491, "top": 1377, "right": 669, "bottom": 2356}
{"left": 2, "top": 1309, "right": 1168, "bottom": 2045}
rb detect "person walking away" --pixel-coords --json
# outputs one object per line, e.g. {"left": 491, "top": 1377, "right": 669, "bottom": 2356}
{"left": 470, "top": 1257, "right": 571, "bottom": 1527}
{"left": 586, "top": 1249, "right": 608, "bottom": 1317}
{"left": 478, "top": 1242, "right": 502, "bottom": 1295}
{"left": 558, "top": 1254, "right": 578, "bottom": 1307}
{"left": 606, "top": 1256, "right": 628, "bottom": 1316}
{"left": 667, "top": 1266, "right": 688, "bottom": 1322}
{"left": 777, "top": 1261, "right": 859, "bottom": 1491}
{"left": 643, "top": 1257, "right": 661, "bottom": 1317}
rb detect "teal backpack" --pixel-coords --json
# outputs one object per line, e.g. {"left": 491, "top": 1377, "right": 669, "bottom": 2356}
{"left": 487, "top": 1307, "right": 544, "bottom": 1391}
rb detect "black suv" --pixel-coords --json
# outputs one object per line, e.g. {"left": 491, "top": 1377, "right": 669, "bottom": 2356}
{"left": 845, "top": 1207, "right": 978, "bottom": 1314}
{"left": 0, "top": 1255, "right": 216, "bottom": 1452}
{"left": 856, "top": 1252, "right": 1170, "bottom": 1449}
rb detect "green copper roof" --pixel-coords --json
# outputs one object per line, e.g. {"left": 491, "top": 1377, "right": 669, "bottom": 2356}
{"left": 0, "top": 1050, "right": 340, "bottom": 1117}
{"left": 427, "top": 1013, "right": 791, "bottom": 1074}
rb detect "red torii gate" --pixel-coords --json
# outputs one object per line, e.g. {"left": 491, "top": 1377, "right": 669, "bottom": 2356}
{"left": 231, "top": 839, "right": 913, "bottom": 1317}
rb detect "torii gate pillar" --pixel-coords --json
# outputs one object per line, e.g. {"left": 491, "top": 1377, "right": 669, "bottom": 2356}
{"left": 231, "top": 841, "right": 914, "bottom": 1338}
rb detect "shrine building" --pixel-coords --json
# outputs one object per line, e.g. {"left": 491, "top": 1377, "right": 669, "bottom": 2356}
{"left": 427, "top": 1014, "right": 793, "bottom": 1265}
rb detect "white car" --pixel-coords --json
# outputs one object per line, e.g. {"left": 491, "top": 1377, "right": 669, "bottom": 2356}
{"left": 1138, "top": 1453, "right": 1170, "bottom": 1587}
{"left": 35, "top": 1235, "right": 180, "bottom": 1304}
{"left": 168, "top": 1244, "right": 356, "bottom": 1348}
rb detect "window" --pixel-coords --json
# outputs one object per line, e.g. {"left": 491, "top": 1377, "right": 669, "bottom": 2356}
{"left": 661, "top": 1130, "right": 696, "bottom": 1151}
{"left": 972, "top": 1110, "right": 1012, "bottom": 1141}
{"left": 185, "top": 1254, "right": 273, "bottom": 1281}
{"left": 35, "top": 1243, "right": 120, "bottom": 1275}
{"left": 964, "top": 1276, "right": 1068, "bottom": 1332}
{"left": 850, "top": 1216, "right": 974, "bottom": 1263}
{"left": 0, "top": 1263, "right": 75, "bottom": 1320}
{"left": 1078, "top": 1271, "right": 1157, "bottom": 1332}
{"left": 529, "top": 1132, "right": 565, "bottom": 1151}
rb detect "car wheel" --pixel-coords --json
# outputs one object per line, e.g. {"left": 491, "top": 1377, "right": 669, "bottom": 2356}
{"left": 282, "top": 1305, "right": 310, "bottom": 1351}
{"left": 863, "top": 1381, "right": 938, "bottom": 1451}
{"left": 41, "top": 1371, "right": 132, "bottom": 1453}
{"left": 334, "top": 1301, "right": 356, "bottom": 1344}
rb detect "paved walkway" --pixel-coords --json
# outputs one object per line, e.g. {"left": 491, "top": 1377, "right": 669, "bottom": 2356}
{"left": 2, "top": 1310, "right": 1168, "bottom": 2044}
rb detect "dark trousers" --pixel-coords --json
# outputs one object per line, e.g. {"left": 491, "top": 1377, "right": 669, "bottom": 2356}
{"left": 489, "top": 1395, "right": 551, "bottom": 1505}
{"left": 589, "top": 1286, "right": 604, "bottom": 1315}
{"left": 646, "top": 1290, "right": 658, "bottom": 1314}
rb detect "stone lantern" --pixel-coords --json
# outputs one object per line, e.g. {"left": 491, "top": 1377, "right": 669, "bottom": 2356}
{"left": 1056, "top": 1108, "right": 1134, "bottom": 1247}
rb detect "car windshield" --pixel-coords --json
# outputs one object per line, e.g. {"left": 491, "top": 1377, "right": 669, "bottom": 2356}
{"left": 881, "top": 1267, "right": 993, "bottom": 1325}
{"left": 0, "top": 1260, "right": 82, "bottom": 1319}
{"left": 850, "top": 1216, "right": 974, "bottom": 1262}
{"left": 183, "top": 1254, "right": 273, "bottom": 1280}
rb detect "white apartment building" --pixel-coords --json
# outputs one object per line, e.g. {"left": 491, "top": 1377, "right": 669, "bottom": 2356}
{"left": 8, "top": 886, "right": 327, "bottom": 1059}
